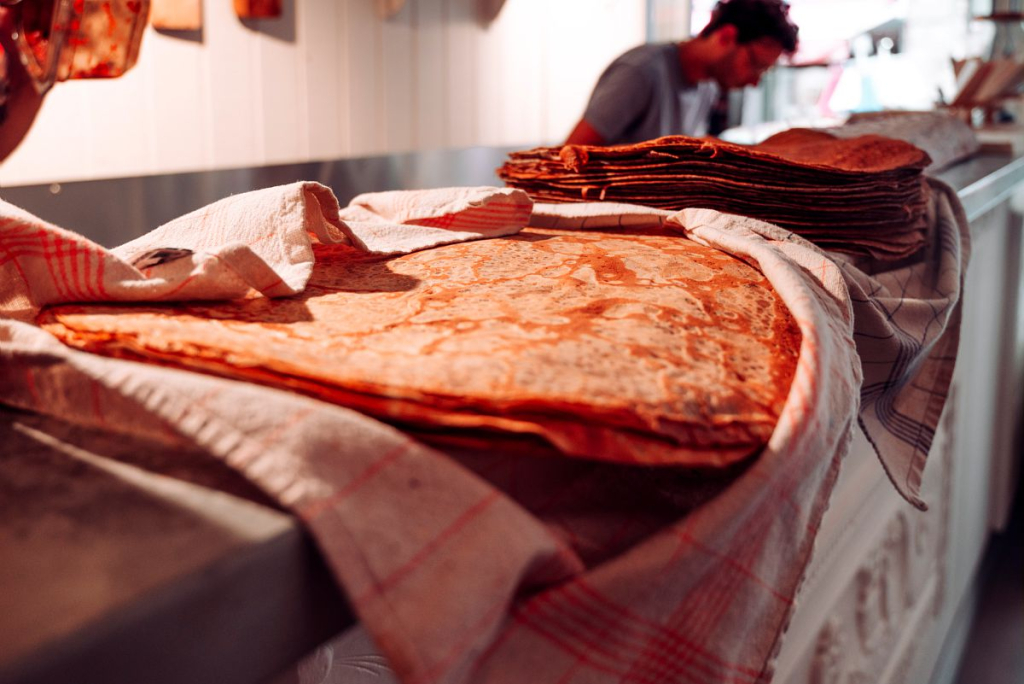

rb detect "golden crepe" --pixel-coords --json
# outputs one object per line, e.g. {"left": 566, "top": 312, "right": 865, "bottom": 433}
{"left": 38, "top": 227, "right": 801, "bottom": 467}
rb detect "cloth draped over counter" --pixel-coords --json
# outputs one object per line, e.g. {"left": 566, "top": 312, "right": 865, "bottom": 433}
{"left": 529, "top": 177, "right": 970, "bottom": 510}
{"left": 0, "top": 183, "right": 532, "bottom": 323}
{"left": 0, "top": 166, "right": 967, "bottom": 683}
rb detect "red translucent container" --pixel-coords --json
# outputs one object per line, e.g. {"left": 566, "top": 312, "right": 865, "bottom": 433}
{"left": 15, "top": 0, "right": 150, "bottom": 93}
{"left": 234, "top": 0, "right": 280, "bottom": 19}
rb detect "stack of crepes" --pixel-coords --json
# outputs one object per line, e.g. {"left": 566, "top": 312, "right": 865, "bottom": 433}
{"left": 38, "top": 226, "right": 801, "bottom": 470}
{"left": 497, "top": 128, "right": 933, "bottom": 260}
{"left": 830, "top": 110, "right": 979, "bottom": 173}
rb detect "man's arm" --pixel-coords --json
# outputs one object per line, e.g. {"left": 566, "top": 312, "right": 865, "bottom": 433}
{"left": 565, "top": 118, "right": 606, "bottom": 146}
{"left": 565, "top": 55, "right": 650, "bottom": 147}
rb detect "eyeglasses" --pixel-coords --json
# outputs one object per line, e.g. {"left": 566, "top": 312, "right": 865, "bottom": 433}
{"left": 2, "top": 0, "right": 150, "bottom": 94}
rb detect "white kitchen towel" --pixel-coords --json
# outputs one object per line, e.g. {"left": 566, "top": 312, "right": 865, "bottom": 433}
{"left": 528, "top": 201, "right": 671, "bottom": 230}
{"left": 0, "top": 182, "right": 532, "bottom": 322}
{"left": 339, "top": 186, "right": 533, "bottom": 254}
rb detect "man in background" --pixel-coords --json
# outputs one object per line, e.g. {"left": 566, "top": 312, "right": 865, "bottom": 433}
{"left": 566, "top": 0, "right": 799, "bottom": 146}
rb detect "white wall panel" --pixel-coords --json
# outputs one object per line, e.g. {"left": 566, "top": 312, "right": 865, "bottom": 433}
{"left": 445, "top": 0, "right": 481, "bottom": 149}
{"left": 255, "top": 3, "right": 309, "bottom": 163}
{"left": 88, "top": 66, "right": 159, "bottom": 177}
{"left": 542, "top": 0, "right": 648, "bottom": 145}
{"left": 4, "top": 84, "right": 98, "bottom": 183}
{"left": 381, "top": 2, "right": 417, "bottom": 152}
{"left": 414, "top": 0, "right": 448, "bottom": 150}
{"left": 146, "top": 28, "right": 211, "bottom": 173}
{"left": 300, "top": 0, "right": 344, "bottom": 159}
{"left": 0, "top": 0, "right": 647, "bottom": 187}
{"left": 473, "top": 6, "right": 508, "bottom": 147}
{"left": 204, "top": 0, "right": 264, "bottom": 169}
{"left": 345, "top": 0, "right": 386, "bottom": 156}
{"left": 489, "top": 0, "right": 545, "bottom": 146}
{"left": 333, "top": 0, "right": 354, "bottom": 155}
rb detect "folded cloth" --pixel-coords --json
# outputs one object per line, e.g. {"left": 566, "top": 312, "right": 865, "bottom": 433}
{"left": 0, "top": 182, "right": 531, "bottom": 321}
{"left": 527, "top": 200, "right": 671, "bottom": 230}
{"left": 1, "top": 198, "right": 861, "bottom": 684}
{"left": 835, "top": 178, "right": 970, "bottom": 508}
{"left": 0, "top": 318, "right": 583, "bottom": 684}
{"left": 531, "top": 178, "right": 970, "bottom": 509}
{"left": 338, "top": 186, "right": 533, "bottom": 254}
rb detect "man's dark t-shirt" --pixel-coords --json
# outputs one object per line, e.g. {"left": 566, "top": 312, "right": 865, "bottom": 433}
{"left": 583, "top": 42, "right": 721, "bottom": 145}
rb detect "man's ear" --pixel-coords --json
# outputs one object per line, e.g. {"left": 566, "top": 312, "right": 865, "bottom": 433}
{"left": 715, "top": 24, "right": 738, "bottom": 48}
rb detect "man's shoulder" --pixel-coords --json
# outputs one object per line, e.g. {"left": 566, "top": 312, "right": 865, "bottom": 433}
{"left": 612, "top": 42, "right": 677, "bottom": 69}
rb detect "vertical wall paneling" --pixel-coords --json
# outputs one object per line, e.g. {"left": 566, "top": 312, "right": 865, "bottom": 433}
{"left": 492, "top": 0, "right": 545, "bottom": 146}
{"left": 88, "top": 68, "right": 160, "bottom": 175}
{"left": 445, "top": 0, "right": 481, "bottom": 148}
{"left": 301, "top": 0, "right": 344, "bottom": 160}
{"left": 381, "top": 2, "right": 417, "bottom": 152}
{"left": 415, "top": 0, "right": 448, "bottom": 150}
{"left": 542, "top": 0, "right": 647, "bottom": 145}
{"left": 345, "top": 0, "right": 386, "bottom": 155}
{"left": 0, "top": 0, "right": 646, "bottom": 187}
{"left": 334, "top": 0, "right": 353, "bottom": 155}
{"left": 474, "top": 0, "right": 514, "bottom": 146}
{"left": 206, "top": 1, "right": 264, "bottom": 170}
{"left": 0, "top": 85, "right": 98, "bottom": 183}
{"left": 255, "top": 2, "right": 309, "bottom": 164}
{"left": 147, "top": 28, "right": 212, "bottom": 173}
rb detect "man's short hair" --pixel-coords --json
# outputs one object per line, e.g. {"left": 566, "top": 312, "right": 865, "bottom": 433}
{"left": 699, "top": 0, "right": 799, "bottom": 53}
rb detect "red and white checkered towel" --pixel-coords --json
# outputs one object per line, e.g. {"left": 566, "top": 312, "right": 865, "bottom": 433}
{"left": 0, "top": 182, "right": 532, "bottom": 321}
{"left": 0, "top": 176, "right": 966, "bottom": 684}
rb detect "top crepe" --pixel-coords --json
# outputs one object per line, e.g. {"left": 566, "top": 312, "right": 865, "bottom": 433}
{"left": 38, "top": 227, "right": 801, "bottom": 467}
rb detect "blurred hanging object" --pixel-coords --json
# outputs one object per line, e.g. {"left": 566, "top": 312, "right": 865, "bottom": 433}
{"left": 151, "top": 0, "right": 202, "bottom": 30}
{"left": 376, "top": 0, "right": 404, "bottom": 19}
{"left": 944, "top": 0, "right": 1024, "bottom": 123}
{"left": 0, "top": 42, "right": 9, "bottom": 126}
{"left": 981, "top": 0, "right": 1024, "bottom": 59}
{"left": 477, "top": 0, "right": 506, "bottom": 24}
{"left": 234, "top": 0, "right": 280, "bottom": 19}
{"left": 10, "top": 0, "right": 150, "bottom": 94}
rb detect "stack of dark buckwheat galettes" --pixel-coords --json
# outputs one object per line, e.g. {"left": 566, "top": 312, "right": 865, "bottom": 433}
{"left": 498, "top": 128, "right": 933, "bottom": 261}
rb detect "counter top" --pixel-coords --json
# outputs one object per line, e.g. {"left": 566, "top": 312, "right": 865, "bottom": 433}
{"left": 935, "top": 152, "right": 1024, "bottom": 221}
{"left": 2, "top": 147, "right": 1022, "bottom": 684}
{"left": 0, "top": 410, "right": 349, "bottom": 684}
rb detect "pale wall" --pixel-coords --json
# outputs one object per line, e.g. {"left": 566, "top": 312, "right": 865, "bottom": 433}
{"left": 0, "top": 0, "right": 647, "bottom": 186}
